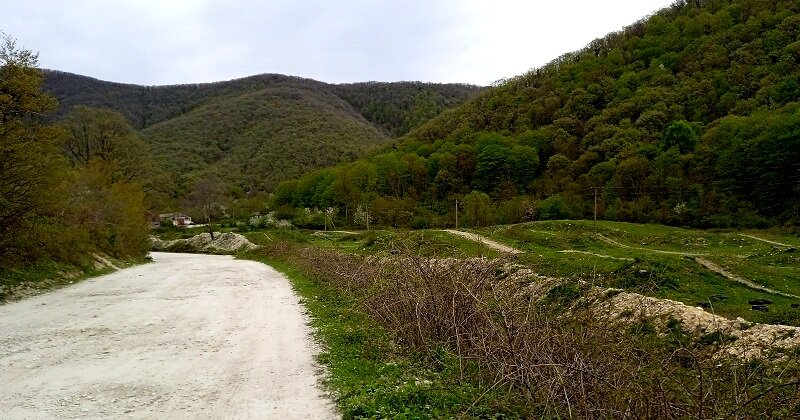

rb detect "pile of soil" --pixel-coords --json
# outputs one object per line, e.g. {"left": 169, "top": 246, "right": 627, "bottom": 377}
{"left": 151, "top": 232, "right": 259, "bottom": 253}
{"left": 591, "top": 290, "right": 800, "bottom": 359}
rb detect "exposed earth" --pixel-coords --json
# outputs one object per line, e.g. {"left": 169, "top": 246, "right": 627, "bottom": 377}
{"left": 0, "top": 252, "right": 335, "bottom": 419}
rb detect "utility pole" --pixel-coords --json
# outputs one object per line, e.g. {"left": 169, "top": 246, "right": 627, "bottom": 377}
{"left": 455, "top": 199, "right": 459, "bottom": 230}
{"left": 593, "top": 187, "right": 598, "bottom": 231}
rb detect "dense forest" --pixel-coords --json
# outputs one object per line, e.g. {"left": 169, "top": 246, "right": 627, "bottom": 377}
{"left": 43, "top": 72, "right": 481, "bottom": 207}
{"left": 275, "top": 0, "right": 800, "bottom": 229}
{"left": 0, "top": 35, "right": 149, "bottom": 274}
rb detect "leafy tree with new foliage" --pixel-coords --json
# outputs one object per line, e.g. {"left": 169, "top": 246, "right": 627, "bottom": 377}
{"left": 0, "top": 33, "right": 65, "bottom": 261}
{"left": 60, "top": 106, "right": 150, "bottom": 258}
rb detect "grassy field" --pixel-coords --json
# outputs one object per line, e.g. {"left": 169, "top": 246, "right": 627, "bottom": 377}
{"left": 244, "top": 229, "right": 501, "bottom": 259}
{"left": 477, "top": 220, "right": 800, "bottom": 326}
{"left": 241, "top": 220, "right": 800, "bottom": 326}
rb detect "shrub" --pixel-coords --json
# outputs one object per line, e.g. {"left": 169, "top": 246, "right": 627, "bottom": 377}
{"left": 258, "top": 239, "right": 800, "bottom": 418}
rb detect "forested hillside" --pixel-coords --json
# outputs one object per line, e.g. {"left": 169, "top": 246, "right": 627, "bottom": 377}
{"left": 141, "top": 86, "right": 388, "bottom": 194}
{"left": 276, "top": 0, "right": 800, "bottom": 228}
{"left": 43, "top": 72, "right": 480, "bottom": 204}
{"left": 332, "top": 82, "right": 480, "bottom": 136}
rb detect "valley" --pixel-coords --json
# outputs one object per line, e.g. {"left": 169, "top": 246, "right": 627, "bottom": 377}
{"left": 3, "top": 0, "right": 800, "bottom": 417}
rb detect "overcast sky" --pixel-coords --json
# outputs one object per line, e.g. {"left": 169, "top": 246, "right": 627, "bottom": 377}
{"left": 5, "top": 0, "right": 675, "bottom": 86}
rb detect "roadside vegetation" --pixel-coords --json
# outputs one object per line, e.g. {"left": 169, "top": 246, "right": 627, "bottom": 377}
{"left": 0, "top": 34, "right": 150, "bottom": 300}
{"left": 232, "top": 225, "right": 800, "bottom": 418}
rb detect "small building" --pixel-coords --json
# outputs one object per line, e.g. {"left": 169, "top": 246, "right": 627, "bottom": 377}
{"left": 159, "top": 213, "right": 193, "bottom": 227}
{"left": 147, "top": 213, "right": 161, "bottom": 229}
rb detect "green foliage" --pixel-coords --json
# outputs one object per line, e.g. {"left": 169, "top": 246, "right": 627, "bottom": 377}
{"left": 662, "top": 120, "right": 698, "bottom": 153}
{"left": 61, "top": 106, "right": 155, "bottom": 182}
{"left": 331, "top": 82, "right": 482, "bottom": 137}
{"left": 141, "top": 86, "right": 389, "bottom": 195}
{"left": 614, "top": 261, "right": 680, "bottom": 292}
{"left": 0, "top": 33, "right": 64, "bottom": 260}
{"left": 710, "top": 108, "right": 800, "bottom": 220}
{"left": 63, "top": 161, "right": 150, "bottom": 258}
{"left": 43, "top": 72, "right": 480, "bottom": 202}
{"left": 274, "top": 0, "right": 800, "bottom": 228}
{"left": 545, "top": 282, "right": 583, "bottom": 306}
{"left": 537, "top": 195, "right": 574, "bottom": 220}
{"left": 1, "top": 35, "right": 148, "bottom": 285}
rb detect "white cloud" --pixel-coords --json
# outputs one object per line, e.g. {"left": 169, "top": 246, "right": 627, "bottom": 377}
{"left": 3, "top": 0, "right": 675, "bottom": 85}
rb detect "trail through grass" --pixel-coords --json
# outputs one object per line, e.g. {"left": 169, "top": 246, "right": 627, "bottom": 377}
{"left": 480, "top": 220, "right": 800, "bottom": 325}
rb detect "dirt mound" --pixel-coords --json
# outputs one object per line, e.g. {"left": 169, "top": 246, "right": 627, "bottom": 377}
{"left": 592, "top": 290, "right": 800, "bottom": 359}
{"left": 151, "top": 232, "right": 259, "bottom": 253}
{"left": 473, "top": 259, "right": 800, "bottom": 359}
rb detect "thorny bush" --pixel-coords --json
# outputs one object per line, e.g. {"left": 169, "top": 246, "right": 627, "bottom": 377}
{"left": 262, "top": 238, "right": 800, "bottom": 418}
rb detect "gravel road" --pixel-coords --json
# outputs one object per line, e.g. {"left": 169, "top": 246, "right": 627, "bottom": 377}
{"left": 0, "top": 252, "right": 336, "bottom": 419}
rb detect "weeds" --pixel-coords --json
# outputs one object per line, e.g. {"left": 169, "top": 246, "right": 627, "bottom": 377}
{"left": 253, "top": 236, "right": 800, "bottom": 418}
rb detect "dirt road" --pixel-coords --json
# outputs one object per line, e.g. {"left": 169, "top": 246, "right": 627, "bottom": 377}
{"left": 442, "top": 230, "right": 522, "bottom": 254}
{"left": 0, "top": 252, "right": 336, "bottom": 419}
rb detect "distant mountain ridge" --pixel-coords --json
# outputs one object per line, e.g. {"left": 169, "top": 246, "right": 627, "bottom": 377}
{"left": 43, "top": 70, "right": 481, "bottom": 135}
{"left": 43, "top": 70, "right": 481, "bottom": 194}
{"left": 275, "top": 0, "right": 800, "bottom": 228}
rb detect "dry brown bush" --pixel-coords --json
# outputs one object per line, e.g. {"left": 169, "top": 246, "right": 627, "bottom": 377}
{"left": 263, "top": 239, "right": 800, "bottom": 418}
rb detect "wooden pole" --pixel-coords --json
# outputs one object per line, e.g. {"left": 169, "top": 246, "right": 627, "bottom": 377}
{"left": 593, "top": 187, "right": 598, "bottom": 231}
{"left": 455, "top": 200, "right": 459, "bottom": 229}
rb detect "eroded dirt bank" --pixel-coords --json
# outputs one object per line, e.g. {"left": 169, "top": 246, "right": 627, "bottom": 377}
{"left": 0, "top": 252, "right": 335, "bottom": 419}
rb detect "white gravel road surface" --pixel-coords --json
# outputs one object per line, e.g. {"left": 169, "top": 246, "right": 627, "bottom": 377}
{"left": 0, "top": 252, "right": 336, "bottom": 419}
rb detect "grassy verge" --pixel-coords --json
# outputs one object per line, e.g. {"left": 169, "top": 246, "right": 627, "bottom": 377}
{"left": 240, "top": 238, "right": 800, "bottom": 418}
{"left": 244, "top": 229, "right": 500, "bottom": 259}
{"left": 0, "top": 255, "right": 145, "bottom": 303}
{"left": 243, "top": 248, "right": 526, "bottom": 419}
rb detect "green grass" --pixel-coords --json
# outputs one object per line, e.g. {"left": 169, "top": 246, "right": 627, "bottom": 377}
{"left": 243, "top": 251, "right": 525, "bottom": 418}
{"left": 479, "top": 220, "right": 800, "bottom": 325}
{"left": 230, "top": 221, "right": 800, "bottom": 326}
{"left": 0, "top": 256, "right": 139, "bottom": 302}
{"left": 233, "top": 222, "right": 797, "bottom": 325}
{"left": 244, "top": 228, "right": 501, "bottom": 259}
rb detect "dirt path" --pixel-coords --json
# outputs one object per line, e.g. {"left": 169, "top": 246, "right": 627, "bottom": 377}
{"left": 694, "top": 257, "right": 799, "bottom": 299}
{"left": 443, "top": 230, "right": 522, "bottom": 254}
{"left": 739, "top": 233, "right": 794, "bottom": 248}
{"left": 0, "top": 252, "right": 336, "bottom": 419}
{"left": 558, "top": 250, "right": 634, "bottom": 261}
{"left": 596, "top": 233, "right": 708, "bottom": 256}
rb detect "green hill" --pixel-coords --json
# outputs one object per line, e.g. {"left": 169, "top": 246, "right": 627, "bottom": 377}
{"left": 43, "top": 72, "right": 480, "bottom": 196}
{"left": 277, "top": 0, "right": 800, "bottom": 228}
{"left": 141, "top": 85, "right": 388, "bottom": 192}
{"left": 332, "top": 82, "right": 481, "bottom": 137}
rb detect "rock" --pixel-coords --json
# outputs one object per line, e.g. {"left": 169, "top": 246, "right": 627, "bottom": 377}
{"left": 751, "top": 304, "right": 769, "bottom": 312}
{"left": 748, "top": 299, "right": 773, "bottom": 305}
